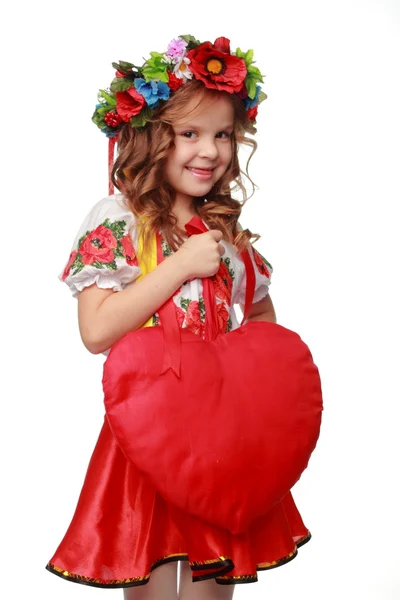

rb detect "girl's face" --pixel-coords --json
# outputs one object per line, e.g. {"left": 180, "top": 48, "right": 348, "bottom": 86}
{"left": 164, "top": 94, "right": 234, "bottom": 207}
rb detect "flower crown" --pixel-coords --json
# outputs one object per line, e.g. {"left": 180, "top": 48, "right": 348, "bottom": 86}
{"left": 92, "top": 35, "right": 267, "bottom": 138}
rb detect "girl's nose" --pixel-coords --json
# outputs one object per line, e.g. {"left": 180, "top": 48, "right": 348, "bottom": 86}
{"left": 198, "top": 137, "right": 218, "bottom": 160}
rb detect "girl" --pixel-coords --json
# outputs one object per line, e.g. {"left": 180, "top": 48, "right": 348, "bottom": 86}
{"left": 46, "top": 35, "right": 312, "bottom": 599}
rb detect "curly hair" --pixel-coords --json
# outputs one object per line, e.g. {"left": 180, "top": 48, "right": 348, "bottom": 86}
{"left": 111, "top": 80, "right": 261, "bottom": 263}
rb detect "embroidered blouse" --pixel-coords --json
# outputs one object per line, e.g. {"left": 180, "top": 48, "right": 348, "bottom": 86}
{"left": 60, "top": 194, "right": 273, "bottom": 348}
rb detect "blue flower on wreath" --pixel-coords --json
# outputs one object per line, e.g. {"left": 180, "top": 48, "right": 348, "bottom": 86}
{"left": 134, "top": 78, "right": 170, "bottom": 108}
{"left": 244, "top": 85, "right": 261, "bottom": 110}
{"left": 103, "top": 130, "right": 118, "bottom": 139}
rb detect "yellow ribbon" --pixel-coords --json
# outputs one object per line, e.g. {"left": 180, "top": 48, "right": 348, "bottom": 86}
{"left": 135, "top": 231, "right": 158, "bottom": 328}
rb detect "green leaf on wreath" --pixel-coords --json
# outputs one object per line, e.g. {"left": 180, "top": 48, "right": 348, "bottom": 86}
{"left": 110, "top": 77, "right": 133, "bottom": 93}
{"left": 179, "top": 34, "right": 201, "bottom": 49}
{"left": 120, "top": 60, "right": 135, "bottom": 69}
{"left": 246, "top": 79, "right": 257, "bottom": 100}
{"left": 235, "top": 47, "right": 254, "bottom": 65}
{"left": 130, "top": 107, "right": 153, "bottom": 129}
{"left": 95, "top": 106, "right": 113, "bottom": 117}
{"left": 236, "top": 47, "right": 264, "bottom": 99}
{"left": 98, "top": 89, "right": 116, "bottom": 106}
{"left": 142, "top": 52, "right": 169, "bottom": 82}
{"left": 112, "top": 60, "right": 135, "bottom": 73}
{"left": 258, "top": 91, "right": 268, "bottom": 103}
{"left": 92, "top": 112, "right": 105, "bottom": 128}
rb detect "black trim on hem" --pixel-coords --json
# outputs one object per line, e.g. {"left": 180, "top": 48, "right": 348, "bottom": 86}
{"left": 215, "top": 531, "right": 312, "bottom": 585}
{"left": 46, "top": 530, "right": 312, "bottom": 589}
{"left": 296, "top": 531, "right": 312, "bottom": 549}
{"left": 46, "top": 564, "right": 148, "bottom": 589}
{"left": 190, "top": 558, "right": 233, "bottom": 572}
{"left": 192, "top": 562, "right": 235, "bottom": 582}
{"left": 216, "top": 575, "right": 258, "bottom": 585}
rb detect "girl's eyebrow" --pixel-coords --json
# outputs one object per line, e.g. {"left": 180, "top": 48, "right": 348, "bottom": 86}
{"left": 174, "top": 122, "right": 234, "bottom": 130}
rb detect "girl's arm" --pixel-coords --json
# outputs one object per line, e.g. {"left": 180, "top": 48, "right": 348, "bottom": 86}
{"left": 240, "top": 294, "right": 277, "bottom": 324}
{"left": 78, "top": 230, "right": 223, "bottom": 354}
{"left": 78, "top": 252, "right": 188, "bottom": 354}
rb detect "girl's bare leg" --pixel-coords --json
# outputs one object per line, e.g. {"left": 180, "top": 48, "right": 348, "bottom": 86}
{"left": 178, "top": 562, "right": 235, "bottom": 600}
{"left": 123, "top": 562, "right": 178, "bottom": 600}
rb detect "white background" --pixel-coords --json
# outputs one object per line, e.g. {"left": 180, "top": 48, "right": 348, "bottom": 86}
{"left": 1, "top": 0, "right": 399, "bottom": 598}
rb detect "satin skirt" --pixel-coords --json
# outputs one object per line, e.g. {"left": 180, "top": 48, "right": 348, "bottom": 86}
{"left": 46, "top": 415, "right": 311, "bottom": 588}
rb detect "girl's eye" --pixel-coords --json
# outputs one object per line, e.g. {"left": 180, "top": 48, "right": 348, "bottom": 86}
{"left": 216, "top": 131, "right": 232, "bottom": 139}
{"left": 181, "top": 131, "right": 197, "bottom": 139}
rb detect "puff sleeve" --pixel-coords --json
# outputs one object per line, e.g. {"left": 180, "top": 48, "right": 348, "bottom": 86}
{"left": 59, "top": 195, "right": 142, "bottom": 298}
{"left": 233, "top": 246, "right": 273, "bottom": 306}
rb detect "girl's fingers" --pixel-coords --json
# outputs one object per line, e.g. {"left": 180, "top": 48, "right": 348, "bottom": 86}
{"left": 208, "top": 229, "right": 223, "bottom": 242}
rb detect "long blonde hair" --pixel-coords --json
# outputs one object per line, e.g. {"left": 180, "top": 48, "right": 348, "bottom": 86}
{"left": 111, "top": 80, "right": 261, "bottom": 259}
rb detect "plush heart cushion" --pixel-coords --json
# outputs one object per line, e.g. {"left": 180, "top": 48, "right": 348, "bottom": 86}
{"left": 103, "top": 320, "right": 323, "bottom": 534}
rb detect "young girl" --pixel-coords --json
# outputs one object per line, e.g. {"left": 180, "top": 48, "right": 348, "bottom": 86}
{"left": 46, "top": 35, "right": 313, "bottom": 599}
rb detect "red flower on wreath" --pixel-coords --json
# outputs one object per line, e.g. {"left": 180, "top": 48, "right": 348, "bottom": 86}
{"left": 116, "top": 88, "right": 146, "bottom": 122}
{"left": 186, "top": 39, "right": 246, "bottom": 93}
{"left": 212, "top": 261, "right": 233, "bottom": 304}
{"left": 253, "top": 248, "right": 271, "bottom": 277}
{"left": 168, "top": 72, "right": 184, "bottom": 91}
{"left": 61, "top": 250, "right": 78, "bottom": 281}
{"left": 185, "top": 301, "right": 204, "bottom": 337}
{"left": 79, "top": 226, "right": 117, "bottom": 265}
{"left": 121, "top": 234, "right": 139, "bottom": 266}
{"left": 247, "top": 105, "right": 258, "bottom": 123}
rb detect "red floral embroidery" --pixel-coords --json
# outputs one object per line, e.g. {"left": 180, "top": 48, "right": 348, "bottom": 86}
{"left": 121, "top": 234, "right": 138, "bottom": 266}
{"left": 61, "top": 250, "right": 78, "bottom": 281}
{"left": 185, "top": 301, "right": 204, "bottom": 337}
{"left": 79, "top": 225, "right": 118, "bottom": 265}
{"left": 216, "top": 302, "right": 230, "bottom": 333}
{"left": 212, "top": 261, "right": 233, "bottom": 304}
{"left": 253, "top": 248, "right": 271, "bottom": 278}
{"left": 175, "top": 306, "right": 186, "bottom": 327}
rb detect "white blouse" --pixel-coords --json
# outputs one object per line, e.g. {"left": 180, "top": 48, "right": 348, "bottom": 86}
{"left": 59, "top": 194, "right": 273, "bottom": 343}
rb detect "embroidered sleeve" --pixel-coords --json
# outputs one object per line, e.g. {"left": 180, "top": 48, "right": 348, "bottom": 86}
{"left": 59, "top": 196, "right": 142, "bottom": 298}
{"left": 234, "top": 247, "right": 273, "bottom": 306}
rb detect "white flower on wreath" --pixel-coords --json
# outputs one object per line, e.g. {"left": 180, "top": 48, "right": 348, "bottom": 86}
{"left": 173, "top": 56, "right": 193, "bottom": 81}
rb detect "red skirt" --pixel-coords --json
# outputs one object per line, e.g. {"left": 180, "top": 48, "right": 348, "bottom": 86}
{"left": 46, "top": 416, "right": 311, "bottom": 588}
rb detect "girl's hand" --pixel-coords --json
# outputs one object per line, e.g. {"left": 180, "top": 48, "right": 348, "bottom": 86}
{"left": 174, "top": 230, "right": 224, "bottom": 280}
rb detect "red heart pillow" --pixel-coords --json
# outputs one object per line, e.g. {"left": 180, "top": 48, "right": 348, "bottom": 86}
{"left": 103, "top": 320, "right": 323, "bottom": 534}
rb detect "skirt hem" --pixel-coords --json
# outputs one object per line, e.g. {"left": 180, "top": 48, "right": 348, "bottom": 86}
{"left": 45, "top": 531, "right": 311, "bottom": 589}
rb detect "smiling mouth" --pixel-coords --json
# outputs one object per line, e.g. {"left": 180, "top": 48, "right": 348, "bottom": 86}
{"left": 186, "top": 167, "right": 215, "bottom": 180}
{"left": 186, "top": 167, "right": 215, "bottom": 172}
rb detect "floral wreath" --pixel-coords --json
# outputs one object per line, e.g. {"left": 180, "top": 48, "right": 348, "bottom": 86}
{"left": 92, "top": 34, "right": 267, "bottom": 139}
